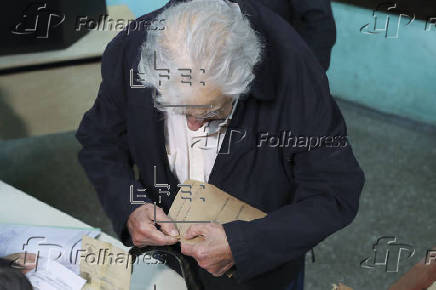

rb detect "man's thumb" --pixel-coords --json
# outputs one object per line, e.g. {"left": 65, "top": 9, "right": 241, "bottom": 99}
{"left": 157, "top": 215, "right": 179, "bottom": 237}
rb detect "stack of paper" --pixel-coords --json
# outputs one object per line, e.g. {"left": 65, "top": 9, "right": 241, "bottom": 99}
{"left": 0, "top": 224, "right": 100, "bottom": 289}
{"left": 79, "top": 236, "right": 131, "bottom": 290}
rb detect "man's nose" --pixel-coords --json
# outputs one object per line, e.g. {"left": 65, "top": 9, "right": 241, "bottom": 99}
{"left": 187, "top": 116, "right": 205, "bottom": 131}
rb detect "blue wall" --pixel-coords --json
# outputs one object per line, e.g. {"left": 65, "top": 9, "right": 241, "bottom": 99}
{"left": 107, "top": 0, "right": 168, "bottom": 17}
{"left": 328, "top": 2, "right": 436, "bottom": 126}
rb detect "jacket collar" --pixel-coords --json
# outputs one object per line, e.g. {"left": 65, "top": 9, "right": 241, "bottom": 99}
{"left": 166, "top": 0, "right": 276, "bottom": 101}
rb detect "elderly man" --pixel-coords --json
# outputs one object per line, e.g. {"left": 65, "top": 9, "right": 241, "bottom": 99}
{"left": 76, "top": 0, "right": 364, "bottom": 289}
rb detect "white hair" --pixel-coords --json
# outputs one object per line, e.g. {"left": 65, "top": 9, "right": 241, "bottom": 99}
{"left": 137, "top": 0, "right": 263, "bottom": 111}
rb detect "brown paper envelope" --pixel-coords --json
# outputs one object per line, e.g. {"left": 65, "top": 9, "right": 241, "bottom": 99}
{"left": 169, "top": 180, "right": 267, "bottom": 239}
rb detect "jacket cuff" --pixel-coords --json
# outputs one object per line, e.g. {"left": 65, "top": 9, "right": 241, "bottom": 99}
{"left": 116, "top": 180, "right": 154, "bottom": 247}
{"left": 222, "top": 220, "right": 252, "bottom": 282}
{"left": 118, "top": 203, "right": 143, "bottom": 247}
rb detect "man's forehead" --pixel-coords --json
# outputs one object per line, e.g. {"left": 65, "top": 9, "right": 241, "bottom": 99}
{"left": 188, "top": 86, "right": 224, "bottom": 105}
{"left": 161, "top": 84, "right": 224, "bottom": 105}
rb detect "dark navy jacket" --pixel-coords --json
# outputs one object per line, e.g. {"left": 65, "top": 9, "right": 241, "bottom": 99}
{"left": 76, "top": 0, "right": 363, "bottom": 289}
{"left": 257, "top": 0, "right": 336, "bottom": 70}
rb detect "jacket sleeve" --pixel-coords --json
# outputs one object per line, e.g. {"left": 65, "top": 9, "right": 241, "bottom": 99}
{"left": 222, "top": 54, "right": 365, "bottom": 281}
{"left": 75, "top": 31, "right": 152, "bottom": 245}
{"left": 289, "top": 0, "right": 336, "bottom": 70}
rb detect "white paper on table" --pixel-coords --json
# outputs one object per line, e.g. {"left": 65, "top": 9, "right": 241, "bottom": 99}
{"left": 0, "top": 224, "right": 100, "bottom": 274}
{"left": 26, "top": 258, "right": 86, "bottom": 290}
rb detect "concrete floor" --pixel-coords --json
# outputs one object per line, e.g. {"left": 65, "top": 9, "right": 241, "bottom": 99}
{"left": 0, "top": 62, "right": 100, "bottom": 139}
{"left": 0, "top": 61, "right": 435, "bottom": 289}
{"left": 305, "top": 100, "right": 436, "bottom": 289}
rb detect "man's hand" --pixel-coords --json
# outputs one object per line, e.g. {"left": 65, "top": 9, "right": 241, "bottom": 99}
{"left": 4, "top": 253, "right": 37, "bottom": 274}
{"left": 127, "top": 203, "right": 179, "bottom": 247}
{"left": 181, "top": 223, "right": 234, "bottom": 277}
{"left": 389, "top": 246, "right": 436, "bottom": 290}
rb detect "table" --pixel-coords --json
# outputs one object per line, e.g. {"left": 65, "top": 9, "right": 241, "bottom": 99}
{"left": 0, "top": 180, "right": 186, "bottom": 290}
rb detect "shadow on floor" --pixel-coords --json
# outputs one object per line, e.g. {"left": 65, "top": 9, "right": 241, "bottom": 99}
{"left": 0, "top": 131, "right": 115, "bottom": 236}
{"left": 0, "top": 88, "right": 28, "bottom": 140}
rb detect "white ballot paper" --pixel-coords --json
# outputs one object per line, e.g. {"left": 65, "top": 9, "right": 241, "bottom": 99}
{"left": 27, "top": 258, "right": 86, "bottom": 290}
{"left": 0, "top": 224, "right": 100, "bottom": 289}
{"left": 0, "top": 224, "right": 100, "bottom": 273}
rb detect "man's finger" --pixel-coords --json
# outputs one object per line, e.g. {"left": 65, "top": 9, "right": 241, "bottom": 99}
{"left": 180, "top": 241, "right": 196, "bottom": 257}
{"left": 155, "top": 212, "right": 179, "bottom": 237}
{"left": 147, "top": 205, "right": 179, "bottom": 237}
{"left": 149, "top": 228, "right": 178, "bottom": 245}
{"left": 5, "top": 253, "right": 37, "bottom": 272}
{"left": 133, "top": 223, "right": 177, "bottom": 246}
{"left": 131, "top": 223, "right": 155, "bottom": 247}
{"left": 214, "top": 263, "right": 233, "bottom": 277}
{"left": 184, "top": 224, "right": 207, "bottom": 240}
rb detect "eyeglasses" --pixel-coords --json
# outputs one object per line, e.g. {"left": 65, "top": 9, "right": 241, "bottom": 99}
{"left": 186, "top": 98, "right": 239, "bottom": 151}
{"left": 187, "top": 106, "right": 227, "bottom": 121}
{"left": 153, "top": 88, "right": 236, "bottom": 122}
